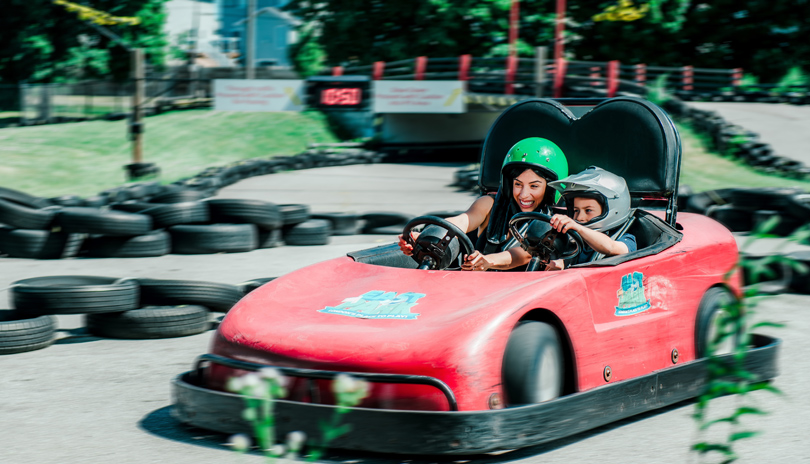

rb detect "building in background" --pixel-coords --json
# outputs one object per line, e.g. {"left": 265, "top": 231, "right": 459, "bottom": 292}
{"left": 164, "top": 0, "right": 300, "bottom": 68}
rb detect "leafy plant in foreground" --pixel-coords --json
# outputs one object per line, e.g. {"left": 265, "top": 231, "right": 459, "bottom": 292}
{"left": 227, "top": 369, "right": 370, "bottom": 462}
{"left": 691, "top": 219, "right": 808, "bottom": 462}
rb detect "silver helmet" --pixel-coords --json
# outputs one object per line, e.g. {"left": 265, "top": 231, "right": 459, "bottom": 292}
{"left": 548, "top": 166, "right": 632, "bottom": 232}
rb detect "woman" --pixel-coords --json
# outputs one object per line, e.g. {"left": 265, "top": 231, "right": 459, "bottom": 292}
{"left": 399, "top": 137, "right": 569, "bottom": 271}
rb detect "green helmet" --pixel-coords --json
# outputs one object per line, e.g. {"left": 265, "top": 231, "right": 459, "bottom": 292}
{"left": 501, "top": 137, "right": 569, "bottom": 204}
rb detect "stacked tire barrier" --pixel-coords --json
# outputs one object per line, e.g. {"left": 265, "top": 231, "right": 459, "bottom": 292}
{"left": 662, "top": 98, "right": 810, "bottom": 180}
{"left": 0, "top": 147, "right": 429, "bottom": 259}
{"left": 0, "top": 276, "right": 276, "bottom": 355}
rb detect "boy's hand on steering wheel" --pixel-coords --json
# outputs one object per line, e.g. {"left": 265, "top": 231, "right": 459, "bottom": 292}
{"left": 550, "top": 214, "right": 581, "bottom": 234}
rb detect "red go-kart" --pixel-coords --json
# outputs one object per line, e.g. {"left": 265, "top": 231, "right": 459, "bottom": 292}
{"left": 172, "top": 97, "right": 780, "bottom": 455}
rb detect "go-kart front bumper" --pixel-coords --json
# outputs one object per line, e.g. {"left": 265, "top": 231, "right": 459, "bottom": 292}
{"left": 171, "top": 334, "right": 780, "bottom": 455}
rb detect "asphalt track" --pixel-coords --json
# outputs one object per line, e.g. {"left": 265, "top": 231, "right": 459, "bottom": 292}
{"left": 2, "top": 149, "right": 810, "bottom": 461}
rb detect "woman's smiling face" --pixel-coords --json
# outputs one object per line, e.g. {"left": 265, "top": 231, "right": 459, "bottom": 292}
{"left": 512, "top": 169, "right": 547, "bottom": 212}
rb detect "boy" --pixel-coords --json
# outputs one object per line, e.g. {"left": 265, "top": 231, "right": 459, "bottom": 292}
{"left": 546, "top": 166, "right": 636, "bottom": 270}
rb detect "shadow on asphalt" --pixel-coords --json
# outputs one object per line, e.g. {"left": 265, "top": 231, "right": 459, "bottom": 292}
{"left": 54, "top": 327, "right": 105, "bottom": 344}
{"left": 139, "top": 398, "right": 696, "bottom": 463}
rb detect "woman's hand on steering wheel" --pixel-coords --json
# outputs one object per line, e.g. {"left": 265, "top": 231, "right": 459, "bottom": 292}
{"left": 461, "top": 251, "right": 492, "bottom": 272}
{"left": 397, "top": 232, "right": 420, "bottom": 256}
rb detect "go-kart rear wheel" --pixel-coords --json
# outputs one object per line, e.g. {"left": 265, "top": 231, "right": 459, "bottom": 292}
{"left": 695, "top": 287, "right": 740, "bottom": 358}
{"left": 502, "top": 321, "right": 564, "bottom": 405}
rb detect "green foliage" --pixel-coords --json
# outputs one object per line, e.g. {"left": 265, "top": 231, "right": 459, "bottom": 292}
{"left": 227, "top": 370, "right": 370, "bottom": 461}
{"left": 645, "top": 73, "right": 671, "bottom": 106}
{"left": 289, "top": 24, "right": 326, "bottom": 78}
{"left": 691, "top": 219, "right": 800, "bottom": 462}
{"left": 0, "top": 0, "right": 168, "bottom": 84}
{"left": 774, "top": 66, "right": 808, "bottom": 94}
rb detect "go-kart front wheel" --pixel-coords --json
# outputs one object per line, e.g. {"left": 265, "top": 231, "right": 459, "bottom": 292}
{"left": 502, "top": 321, "right": 564, "bottom": 405}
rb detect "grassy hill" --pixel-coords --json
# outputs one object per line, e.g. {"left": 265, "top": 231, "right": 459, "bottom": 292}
{"left": 0, "top": 109, "right": 808, "bottom": 199}
{"left": 0, "top": 110, "right": 341, "bottom": 198}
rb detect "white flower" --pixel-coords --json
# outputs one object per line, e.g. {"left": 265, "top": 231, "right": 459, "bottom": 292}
{"left": 226, "top": 376, "right": 245, "bottom": 393}
{"left": 268, "top": 444, "right": 286, "bottom": 457}
{"left": 259, "top": 367, "right": 288, "bottom": 388}
{"left": 332, "top": 373, "right": 356, "bottom": 394}
{"left": 285, "top": 431, "right": 306, "bottom": 451}
{"left": 242, "top": 373, "right": 262, "bottom": 388}
{"left": 228, "top": 433, "right": 251, "bottom": 452}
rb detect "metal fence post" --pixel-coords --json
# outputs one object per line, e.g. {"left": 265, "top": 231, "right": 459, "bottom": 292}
{"left": 415, "top": 56, "right": 427, "bottom": 80}
{"left": 534, "top": 46, "right": 546, "bottom": 97}
{"left": 553, "top": 58, "right": 567, "bottom": 98}
{"left": 458, "top": 54, "right": 471, "bottom": 82}
{"left": 682, "top": 65, "right": 693, "bottom": 92}
{"left": 607, "top": 60, "right": 620, "bottom": 98}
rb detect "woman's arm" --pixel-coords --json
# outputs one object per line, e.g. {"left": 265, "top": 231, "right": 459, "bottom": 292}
{"left": 461, "top": 247, "right": 532, "bottom": 271}
{"left": 399, "top": 195, "right": 495, "bottom": 255}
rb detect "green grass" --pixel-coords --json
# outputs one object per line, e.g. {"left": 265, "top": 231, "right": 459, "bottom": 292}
{"left": 0, "top": 109, "right": 807, "bottom": 199}
{"left": 0, "top": 109, "right": 341, "bottom": 198}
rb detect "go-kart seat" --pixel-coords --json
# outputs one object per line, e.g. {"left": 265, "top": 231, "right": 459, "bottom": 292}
{"left": 479, "top": 97, "right": 682, "bottom": 227}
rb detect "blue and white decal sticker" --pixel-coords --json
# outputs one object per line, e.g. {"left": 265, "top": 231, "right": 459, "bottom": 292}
{"left": 615, "top": 272, "right": 651, "bottom": 316}
{"left": 319, "top": 291, "right": 425, "bottom": 320}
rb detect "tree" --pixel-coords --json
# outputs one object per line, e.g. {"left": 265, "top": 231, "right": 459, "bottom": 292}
{"left": 284, "top": 0, "right": 809, "bottom": 83}
{"left": 0, "top": 0, "right": 169, "bottom": 84}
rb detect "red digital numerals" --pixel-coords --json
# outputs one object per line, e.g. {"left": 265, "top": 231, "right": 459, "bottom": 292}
{"left": 320, "top": 88, "right": 361, "bottom": 105}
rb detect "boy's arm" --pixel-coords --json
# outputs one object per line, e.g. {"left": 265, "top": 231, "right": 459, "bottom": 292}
{"left": 550, "top": 214, "right": 629, "bottom": 256}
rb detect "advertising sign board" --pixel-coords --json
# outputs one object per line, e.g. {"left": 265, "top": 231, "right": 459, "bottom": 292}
{"left": 213, "top": 79, "right": 305, "bottom": 112}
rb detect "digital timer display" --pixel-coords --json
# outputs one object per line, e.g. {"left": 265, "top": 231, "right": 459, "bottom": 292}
{"left": 320, "top": 88, "right": 362, "bottom": 106}
{"left": 306, "top": 76, "right": 370, "bottom": 110}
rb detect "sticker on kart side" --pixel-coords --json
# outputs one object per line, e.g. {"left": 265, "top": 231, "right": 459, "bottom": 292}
{"left": 615, "top": 271, "right": 651, "bottom": 316}
{"left": 319, "top": 291, "right": 425, "bottom": 320}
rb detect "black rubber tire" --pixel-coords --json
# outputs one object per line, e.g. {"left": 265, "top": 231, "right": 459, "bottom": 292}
{"left": 787, "top": 250, "right": 810, "bottom": 294}
{"left": 109, "top": 201, "right": 156, "bottom": 213}
{"left": 10, "top": 276, "right": 140, "bottom": 315}
{"left": 0, "top": 228, "right": 81, "bottom": 259}
{"left": 238, "top": 277, "right": 278, "bottom": 296}
{"left": 82, "top": 195, "right": 109, "bottom": 207}
{"left": 0, "top": 187, "right": 53, "bottom": 209}
{"left": 257, "top": 228, "right": 284, "bottom": 248}
{"left": 502, "top": 321, "right": 564, "bottom": 405}
{"left": 137, "top": 278, "right": 243, "bottom": 312}
{"left": 312, "top": 212, "right": 360, "bottom": 235}
{"left": 751, "top": 210, "right": 804, "bottom": 237}
{"left": 278, "top": 204, "right": 311, "bottom": 226}
{"left": 168, "top": 223, "right": 258, "bottom": 254}
{"left": 282, "top": 219, "right": 332, "bottom": 246}
{"left": 728, "top": 187, "right": 804, "bottom": 212}
{"left": 49, "top": 195, "right": 86, "bottom": 207}
{"left": 140, "top": 201, "right": 210, "bottom": 228}
{"left": 706, "top": 204, "right": 754, "bottom": 232}
{"left": 0, "top": 199, "right": 58, "bottom": 230}
{"left": 55, "top": 207, "right": 153, "bottom": 236}
{"left": 86, "top": 305, "right": 210, "bottom": 339}
{"left": 695, "top": 287, "right": 740, "bottom": 358}
{"left": 81, "top": 230, "right": 171, "bottom": 258}
{"left": 149, "top": 188, "right": 211, "bottom": 204}
{"left": 205, "top": 199, "right": 283, "bottom": 230}
{"left": 0, "top": 310, "right": 57, "bottom": 354}
{"left": 684, "top": 188, "right": 736, "bottom": 214}
{"left": 360, "top": 212, "right": 414, "bottom": 232}
{"left": 785, "top": 193, "right": 810, "bottom": 221}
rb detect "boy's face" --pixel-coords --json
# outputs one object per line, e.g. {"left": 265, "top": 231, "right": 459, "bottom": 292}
{"left": 572, "top": 197, "right": 602, "bottom": 223}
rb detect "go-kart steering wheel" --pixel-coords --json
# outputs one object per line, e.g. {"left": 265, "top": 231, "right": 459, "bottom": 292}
{"left": 403, "top": 216, "right": 475, "bottom": 270}
{"left": 509, "top": 212, "right": 584, "bottom": 272}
